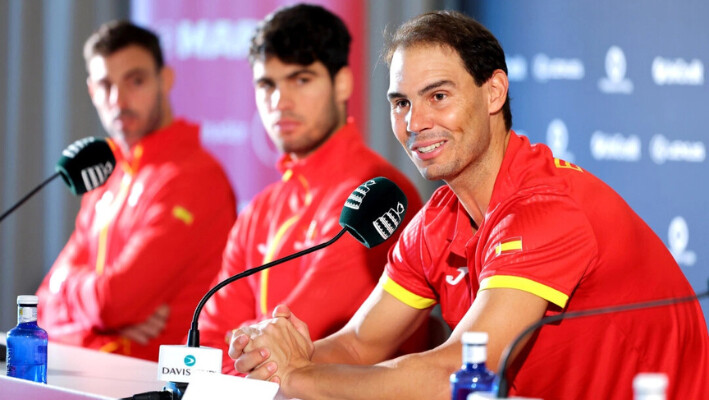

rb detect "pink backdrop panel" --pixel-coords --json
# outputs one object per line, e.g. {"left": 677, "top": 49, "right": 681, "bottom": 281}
{"left": 131, "top": 0, "right": 367, "bottom": 208}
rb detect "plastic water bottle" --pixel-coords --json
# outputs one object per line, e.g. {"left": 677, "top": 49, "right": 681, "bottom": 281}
{"left": 450, "top": 332, "right": 496, "bottom": 400}
{"left": 6, "top": 295, "right": 48, "bottom": 383}
{"left": 633, "top": 373, "right": 668, "bottom": 400}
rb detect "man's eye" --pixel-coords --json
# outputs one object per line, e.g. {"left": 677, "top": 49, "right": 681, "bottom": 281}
{"left": 395, "top": 99, "right": 410, "bottom": 108}
{"left": 433, "top": 93, "right": 446, "bottom": 101}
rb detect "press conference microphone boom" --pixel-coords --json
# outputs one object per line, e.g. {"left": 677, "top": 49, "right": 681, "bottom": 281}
{"left": 0, "top": 136, "right": 116, "bottom": 224}
{"left": 494, "top": 284, "right": 709, "bottom": 398}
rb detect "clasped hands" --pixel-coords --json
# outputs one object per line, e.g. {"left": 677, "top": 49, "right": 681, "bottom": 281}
{"left": 228, "top": 305, "right": 315, "bottom": 387}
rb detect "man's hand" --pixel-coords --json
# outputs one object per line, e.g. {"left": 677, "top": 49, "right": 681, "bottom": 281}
{"left": 228, "top": 305, "right": 315, "bottom": 383}
{"left": 118, "top": 304, "right": 170, "bottom": 345}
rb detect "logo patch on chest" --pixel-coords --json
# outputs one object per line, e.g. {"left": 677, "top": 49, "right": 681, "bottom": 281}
{"left": 445, "top": 267, "right": 468, "bottom": 285}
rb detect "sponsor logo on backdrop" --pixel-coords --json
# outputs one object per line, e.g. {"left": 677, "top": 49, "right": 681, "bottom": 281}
{"left": 652, "top": 57, "right": 704, "bottom": 86}
{"left": 590, "top": 131, "right": 641, "bottom": 161}
{"left": 533, "top": 54, "right": 585, "bottom": 82}
{"left": 668, "top": 216, "right": 696, "bottom": 267}
{"left": 506, "top": 55, "right": 528, "bottom": 81}
{"left": 154, "top": 19, "right": 259, "bottom": 60}
{"left": 546, "top": 119, "right": 575, "bottom": 162}
{"left": 598, "top": 46, "right": 634, "bottom": 94}
{"left": 201, "top": 120, "right": 248, "bottom": 145}
{"left": 650, "top": 135, "right": 706, "bottom": 164}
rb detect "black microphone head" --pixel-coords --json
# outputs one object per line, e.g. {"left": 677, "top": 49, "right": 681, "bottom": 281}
{"left": 55, "top": 137, "right": 116, "bottom": 195}
{"left": 339, "top": 177, "right": 408, "bottom": 249}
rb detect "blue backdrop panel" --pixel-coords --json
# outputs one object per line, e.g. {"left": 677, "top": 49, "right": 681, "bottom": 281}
{"left": 465, "top": 0, "right": 708, "bottom": 322}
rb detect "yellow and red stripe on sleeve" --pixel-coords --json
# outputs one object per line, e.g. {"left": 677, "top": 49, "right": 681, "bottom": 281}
{"left": 380, "top": 273, "right": 436, "bottom": 309}
{"left": 479, "top": 275, "right": 569, "bottom": 308}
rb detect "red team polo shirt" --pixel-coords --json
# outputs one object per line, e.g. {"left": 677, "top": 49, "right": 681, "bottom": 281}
{"left": 383, "top": 132, "right": 708, "bottom": 399}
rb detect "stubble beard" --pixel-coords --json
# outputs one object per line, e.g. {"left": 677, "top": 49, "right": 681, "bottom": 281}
{"left": 107, "top": 91, "right": 164, "bottom": 150}
{"left": 280, "top": 96, "right": 341, "bottom": 156}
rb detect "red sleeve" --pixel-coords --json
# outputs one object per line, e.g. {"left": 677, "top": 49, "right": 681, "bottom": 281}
{"left": 478, "top": 195, "right": 597, "bottom": 310}
{"left": 39, "top": 171, "right": 234, "bottom": 331}
{"left": 36, "top": 196, "right": 93, "bottom": 335}
{"left": 382, "top": 207, "right": 438, "bottom": 309}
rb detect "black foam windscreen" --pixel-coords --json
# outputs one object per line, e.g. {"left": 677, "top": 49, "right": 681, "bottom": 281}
{"left": 55, "top": 137, "right": 116, "bottom": 195}
{"left": 339, "top": 177, "right": 408, "bottom": 248}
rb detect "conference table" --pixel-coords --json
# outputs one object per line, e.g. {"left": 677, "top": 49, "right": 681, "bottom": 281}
{"left": 1, "top": 332, "right": 282, "bottom": 400}
{"left": 1, "top": 332, "right": 164, "bottom": 399}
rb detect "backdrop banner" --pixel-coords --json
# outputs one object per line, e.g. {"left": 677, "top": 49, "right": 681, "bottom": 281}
{"left": 131, "top": 0, "right": 366, "bottom": 208}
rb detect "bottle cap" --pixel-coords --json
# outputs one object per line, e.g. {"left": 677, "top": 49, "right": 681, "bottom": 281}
{"left": 461, "top": 331, "right": 488, "bottom": 345}
{"left": 17, "top": 295, "right": 39, "bottom": 305}
{"left": 633, "top": 373, "right": 668, "bottom": 393}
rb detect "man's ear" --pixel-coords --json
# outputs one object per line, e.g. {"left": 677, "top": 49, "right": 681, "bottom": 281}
{"left": 487, "top": 69, "right": 509, "bottom": 116}
{"left": 333, "top": 66, "right": 354, "bottom": 103}
{"left": 159, "top": 66, "right": 175, "bottom": 93}
{"left": 87, "top": 77, "right": 95, "bottom": 99}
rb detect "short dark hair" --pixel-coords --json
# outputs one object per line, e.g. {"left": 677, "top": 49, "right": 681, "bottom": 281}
{"left": 385, "top": 11, "right": 512, "bottom": 130}
{"left": 248, "top": 4, "right": 351, "bottom": 79}
{"left": 84, "top": 20, "right": 164, "bottom": 71}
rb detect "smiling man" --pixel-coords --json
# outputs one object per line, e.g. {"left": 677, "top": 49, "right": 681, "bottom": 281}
{"left": 35, "top": 21, "right": 236, "bottom": 361}
{"left": 228, "top": 11, "right": 708, "bottom": 400}
{"left": 197, "top": 4, "right": 423, "bottom": 374}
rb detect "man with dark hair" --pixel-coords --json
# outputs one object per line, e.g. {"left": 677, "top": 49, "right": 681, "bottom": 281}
{"left": 197, "top": 4, "right": 423, "bottom": 374}
{"left": 228, "top": 10, "right": 708, "bottom": 399}
{"left": 35, "top": 20, "right": 236, "bottom": 361}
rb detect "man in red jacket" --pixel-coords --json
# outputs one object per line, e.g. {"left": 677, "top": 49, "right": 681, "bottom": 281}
{"left": 35, "top": 21, "right": 236, "bottom": 361}
{"left": 197, "top": 4, "right": 425, "bottom": 373}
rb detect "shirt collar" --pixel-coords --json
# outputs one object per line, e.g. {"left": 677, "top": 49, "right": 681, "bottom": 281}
{"left": 487, "top": 131, "right": 525, "bottom": 214}
{"left": 276, "top": 117, "right": 363, "bottom": 183}
{"left": 113, "top": 118, "right": 199, "bottom": 175}
{"left": 447, "top": 130, "right": 524, "bottom": 257}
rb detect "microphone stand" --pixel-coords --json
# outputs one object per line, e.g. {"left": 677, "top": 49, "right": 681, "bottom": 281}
{"left": 0, "top": 172, "right": 60, "bottom": 223}
{"left": 495, "top": 287, "right": 709, "bottom": 398}
{"left": 187, "top": 228, "right": 347, "bottom": 347}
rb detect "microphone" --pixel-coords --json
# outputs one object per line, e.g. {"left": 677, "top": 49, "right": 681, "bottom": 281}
{"left": 147, "top": 177, "right": 408, "bottom": 400}
{"left": 494, "top": 284, "right": 709, "bottom": 398}
{"left": 0, "top": 136, "right": 116, "bottom": 223}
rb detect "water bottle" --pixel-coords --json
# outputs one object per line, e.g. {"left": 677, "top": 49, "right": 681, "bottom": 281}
{"left": 6, "top": 295, "right": 48, "bottom": 383}
{"left": 450, "top": 331, "right": 496, "bottom": 400}
{"left": 633, "top": 373, "right": 668, "bottom": 400}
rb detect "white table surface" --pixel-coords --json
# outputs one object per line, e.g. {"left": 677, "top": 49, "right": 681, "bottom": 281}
{"left": 2, "top": 332, "right": 164, "bottom": 399}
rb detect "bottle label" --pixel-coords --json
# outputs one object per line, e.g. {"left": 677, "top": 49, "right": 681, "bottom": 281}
{"left": 18, "top": 306, "right": 38, "bottom": 323}
{"left": 463, "top": 343, "right": 487, "bottom": 364}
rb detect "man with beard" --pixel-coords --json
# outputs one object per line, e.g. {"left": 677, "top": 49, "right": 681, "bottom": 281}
{"left": 35, "top": 21, "right": 236, "bottom": 361}
{"left": 228, "top": 11, "right": 707, "bottom": 400}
